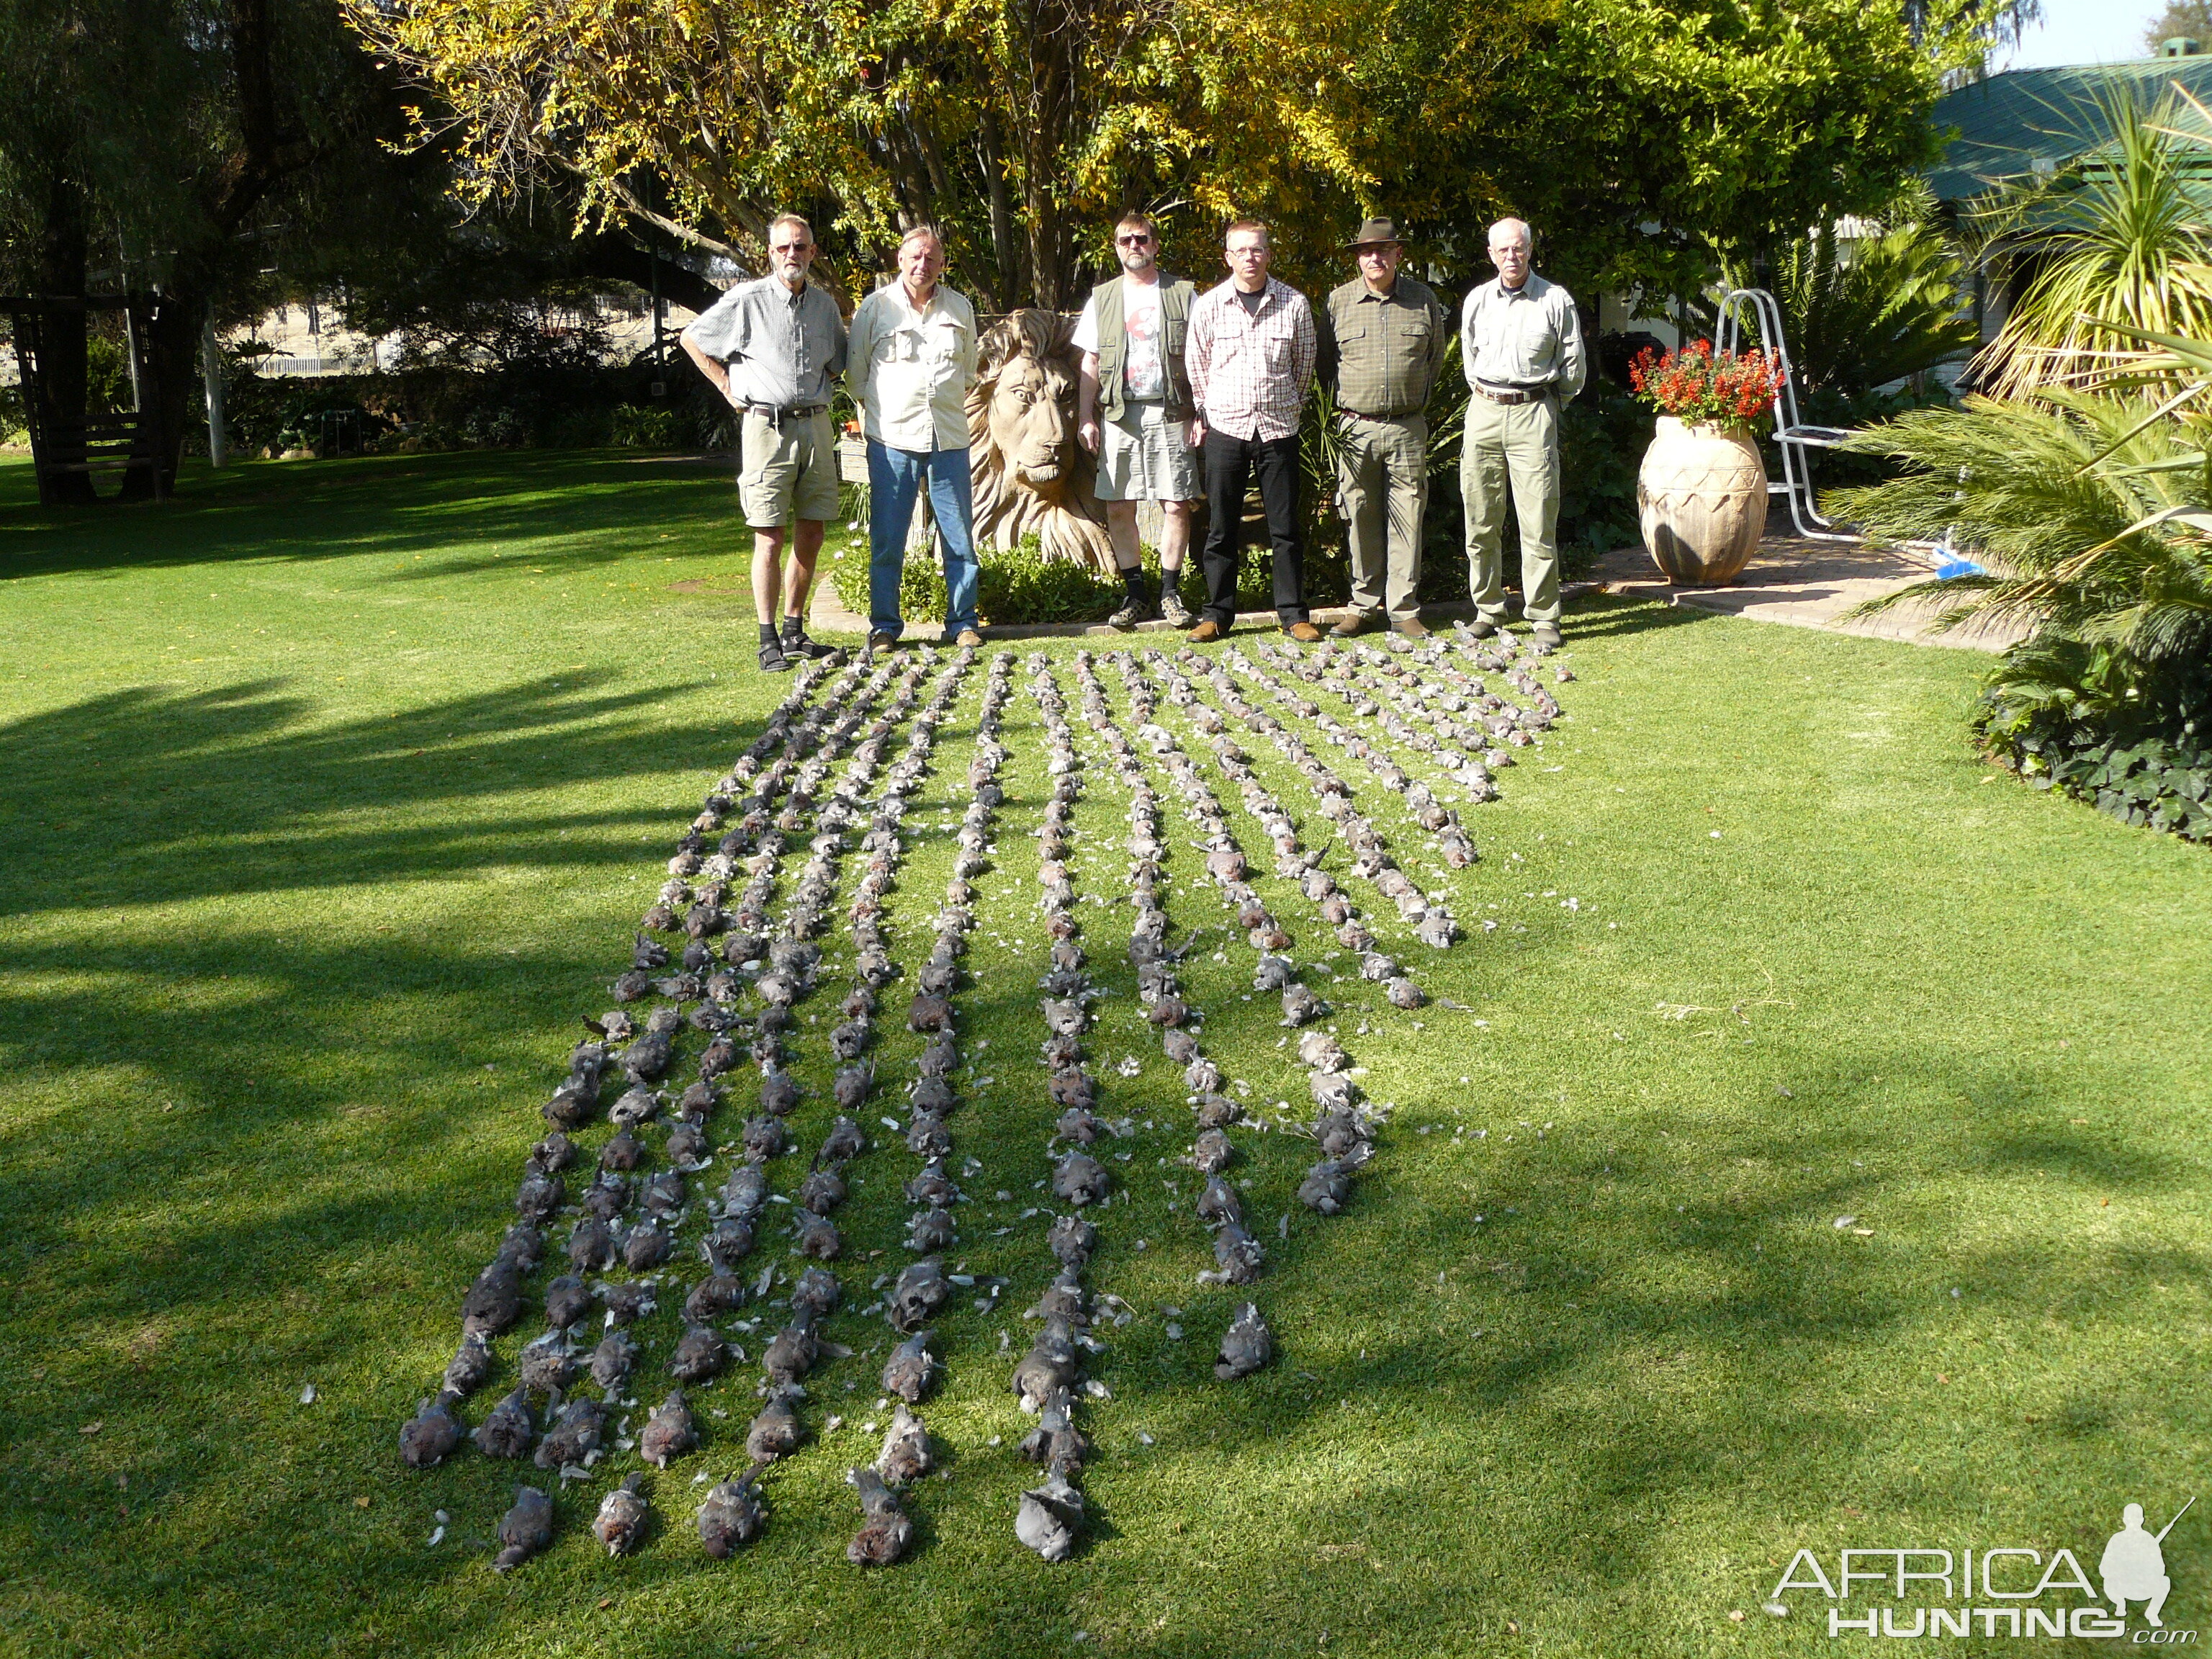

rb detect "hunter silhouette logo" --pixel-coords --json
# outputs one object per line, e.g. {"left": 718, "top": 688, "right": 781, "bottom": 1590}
{"left": 1768, "top": 1494, "right": 2198, "bottom": 1640}
{"left": 2104, "top": 1498, "right": 2194, "bottom": 1629}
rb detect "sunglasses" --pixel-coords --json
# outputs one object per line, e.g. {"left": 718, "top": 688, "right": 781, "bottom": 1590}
{"left": 1116, "top": 234, "right": 1153, "bottom": 246}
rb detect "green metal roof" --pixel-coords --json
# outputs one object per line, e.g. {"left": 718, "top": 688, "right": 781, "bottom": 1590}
{"left": 1929, "top": 58, "right": 2212, "bottom": 201}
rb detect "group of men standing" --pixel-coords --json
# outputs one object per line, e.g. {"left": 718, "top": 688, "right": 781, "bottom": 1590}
{"left": 681, "top": 209, "right": 1585, "bottom": 670}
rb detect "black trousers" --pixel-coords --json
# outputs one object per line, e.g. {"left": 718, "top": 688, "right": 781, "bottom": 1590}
{"left": 1199, "top": 429, "right": 1307, "bottom": 626}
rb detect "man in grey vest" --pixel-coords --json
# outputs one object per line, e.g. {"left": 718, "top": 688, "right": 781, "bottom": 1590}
{"left": 1318, "top": 216, "right": 1450, "bottom": 638}
{"left": 1460, "top": 216, "right": 1586, "bottom": 651}
{"left": 680, "top": 212, "right": 848, "bottom": 672}
{"left": 1075, "top": 212, "right": 1201, "bottom": 629}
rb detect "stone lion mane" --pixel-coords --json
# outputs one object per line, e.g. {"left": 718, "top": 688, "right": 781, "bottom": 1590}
{"left": 965, "top": 309, "right": 1115, "bottom": 572}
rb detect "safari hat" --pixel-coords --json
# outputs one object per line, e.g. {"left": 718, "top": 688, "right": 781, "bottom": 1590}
{"left": 1345, "top": 217, "right": 1405, "bottom": 248}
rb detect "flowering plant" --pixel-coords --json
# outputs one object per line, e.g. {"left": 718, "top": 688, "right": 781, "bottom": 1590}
{"left": 1627, "top": 341, "right": 1783, "bottom": 427}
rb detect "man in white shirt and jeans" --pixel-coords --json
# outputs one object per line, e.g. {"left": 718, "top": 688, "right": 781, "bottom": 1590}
{"left": 1074, "top": 212, "right": 1200, "bottom": 629}
{"left": 845, "top": 225, "right": 981, "bottom": 652}
{"left": 1459, "top": 216, "right": 1586, "bottom": 651}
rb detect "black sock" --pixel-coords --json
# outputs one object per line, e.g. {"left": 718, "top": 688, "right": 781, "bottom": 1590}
{"left": 758, "top": 622, "right": 778, "bottom": 646}
{"left": 780, "top": 615, "right": 804, "bottom": 640}
{"left": 1120, "top": 567, "right": 1146, "bottom": 598}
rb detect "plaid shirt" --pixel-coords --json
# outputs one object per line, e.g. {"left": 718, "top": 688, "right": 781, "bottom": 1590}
{"left": 1186, "top": 277, "right": 1317, "bottom": 441}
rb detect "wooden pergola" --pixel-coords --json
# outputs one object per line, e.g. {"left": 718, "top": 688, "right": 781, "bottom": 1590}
{"left": 2, "top": 293, "right": 178, "bottom": 504}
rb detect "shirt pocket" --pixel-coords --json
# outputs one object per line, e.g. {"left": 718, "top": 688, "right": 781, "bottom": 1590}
{"left": 927, "top": 315, "right": 968, "bottom": 367}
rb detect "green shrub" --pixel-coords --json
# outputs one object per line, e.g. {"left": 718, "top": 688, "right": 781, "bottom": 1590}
{"left": 830, "top": 531, "right": 1125, "bottom": 626}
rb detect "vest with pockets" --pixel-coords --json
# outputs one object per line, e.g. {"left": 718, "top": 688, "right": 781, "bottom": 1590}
{"left": 1092, "top": 274, "right": 1195, "bottom": 423}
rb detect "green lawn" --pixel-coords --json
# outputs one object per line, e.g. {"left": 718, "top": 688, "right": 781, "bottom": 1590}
{"left": 1, "top": 449, "right": 2206, "bottom": 1658}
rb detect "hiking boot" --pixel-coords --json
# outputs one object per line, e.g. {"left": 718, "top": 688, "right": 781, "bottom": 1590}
{"left": 868, "top": 631, "right": 898, "bottom": 657}
{"left": 1106, "top": 590, "right": 1155, "bottom": 630}
{"left": 1393, "top": 616, "right": 1431, "bottom": 640}
{"left": 952, "top": 628, "right": 984, "bottom": 648}
{"left": 1158, "top": 582, "right": 1196, "bottom": 629}
{"left": 1331, "top": 610, "right": 1382, "bottom": 638}
{"left": 1284, "top": 621, "right": 1323, "bottom": 643}
{"left": 1531, "top": 621, "right": 1563, "bottom": 652}
{"left": 1187, "top": 619, "right": 1226, "bottom": 643}
{"left": 780, "top": 617, "right": 836, "bottom": 660}
{"left": 1465, "top": 616, "right": 1499, "bottom": 639}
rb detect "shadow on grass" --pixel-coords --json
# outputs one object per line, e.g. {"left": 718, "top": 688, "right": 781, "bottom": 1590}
{"left": 0, "top": 450, "right": 738, "bottom": 583}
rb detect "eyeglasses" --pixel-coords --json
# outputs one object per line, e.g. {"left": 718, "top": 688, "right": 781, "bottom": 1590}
{"left": 1357, "top": 246, "right": 1400, "bottom": 256}
{"left": 1226, "top": 246, "right": 1268, "bottom": 258}
{"left": 1115, "top": 234, "right": 1153, "bottom": 246}
{"left": 770, "top": 243, "right": 811, "bottom": 255}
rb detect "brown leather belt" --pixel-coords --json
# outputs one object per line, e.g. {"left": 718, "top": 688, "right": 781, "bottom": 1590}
{"left": 1474, "top": 384, "right": 1548, "bottom": 406}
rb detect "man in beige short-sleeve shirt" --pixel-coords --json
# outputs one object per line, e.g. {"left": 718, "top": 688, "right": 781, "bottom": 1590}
{"left": 680, "top": 213, "right": 848, "bottom": 671}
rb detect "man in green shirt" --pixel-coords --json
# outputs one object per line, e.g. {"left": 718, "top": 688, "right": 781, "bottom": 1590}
{"left": 1318, "top": 217, "right": 1451, "bottom": 638}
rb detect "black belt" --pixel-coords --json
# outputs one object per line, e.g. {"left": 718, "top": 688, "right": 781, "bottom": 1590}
{"left": 742, "top": 403, "right": 828, "bottom": 428}
{"left": 1474, "top": 384, "right": 1550, "bottom": 406}
{"left": 1341, "top": 409, "right": 1424, "bottom": 422}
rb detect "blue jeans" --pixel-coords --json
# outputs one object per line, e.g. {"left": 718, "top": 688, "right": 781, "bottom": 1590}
{"left": 866, "top": 439, "right": 979, "bottom": 639}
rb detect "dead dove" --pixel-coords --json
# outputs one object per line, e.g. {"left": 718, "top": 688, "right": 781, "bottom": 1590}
{"left": 590, "top": 1331, "right": 638, "bottom": 1390}
{"left": 1251, "top": 956, "right": 1295, "bottom": 992}
{"left": 1192, "top": 1128, "right": 1234, "bottom": 1174}
{"left": 907, "top": 1208, "right": 958, "bottom": 1252}
{"left": 910, "top": 1074, "right": 958, "bottom": 1115}
{"left": 665, "top": 1121, "right": 711, "bottom": 1169}
{"left": 697, "top": 1472, "right": 768, "bottom": 1558}
{"left": 593, "top": 1473, "right": 651, "bottom": 1556}
{"left": 1197, "top": 1175, "right": 1244, "bottom": 1227}
{"left": 1184, "top": 1059, "right": 1223, "bottom": 1094}
{"left": 1053, "top": 1107, "right": 1101, "bottom": 1146}
{"left": 1308, "top": 1071, "right": 1358, "bottom": 1110}
{"left": 518, "top": 1330, "right": 583, "bottom": 1395}
{"left": 491, "top": 1484, "right": 554, "bottom": 1572}
{"left": 832, "top": 1069, "right": 874, "bottom": 1118}
{"left": 1053, "top": 1153, "right": 1110, "bottom": 1207}
{"left": 742, "top": 1116, "right": 789, "bottom": 1162}
{"left": 475, "top": 1388, "right": 535, "bottom": 1459}
{"left": 880, "top": 1330, "right": 939, "bottom": 1403}
{"left": 818, "top": 1115, "right": 866, "bottom": 1163}
{"left": 794, "top": 1211, "right": 842, "bottom": 1260}
{"left": 642, "top": 1170, "right": 685, "bottom": 1219}
{"left": 876, "top": 1403, "right": 932, "bottom": 1485}
{"left": 1047, "top": 1215, "right": 1098, "bottom": 1269}
{"left": 745, "top": 1390, "right": 806, "bottom": 1462}
{"left": 904, "top": 1113, "right": 952, "bottom": 1160}
{"left": 1015, "top": 1467, "right": 1086, "bottom": 1561}
{"left": 619, "top": 1028, "right": 673, "bottom": 1083}
{"left": 1039, "top": 999, "right": 1087, "bottom": 1038}
{"left": 670, "top": 1323, "right": 729, "bottom": 1384}
{"left": 534, "top": 1393, "right": 606, "bottom": 1469}
{"left": 640, "top": 1390, "right": 698, "bottom": 1467}
{"left": 829, "top": 1020, "right": 871, "bottom": 1061}
{"left": 1159, "top": 1029, "right": 1200, "bottom": 1066}
{"left": 1018, "top": 1389, "right": 1088, "bottom": 1471}
{"left": 1315, "top": 1107, "right": 1372, "bottom": 1159}
{"left": 515, "top": 1159, "right": 563, "bottom": 1222}
{"left": 790, "top": 1265, "right": 841, "bottom": 1318}
{"left": 443, "top": 1331, "right": 496, "bottom": 1397}
{"left": 1298, "top": 1031, "right": 1349, "bottom": 1071}
{"left": 601, "top": 1280, "right": 658, "bottom": 1325}
{"left": 400, "top": 1393, "right": 465, "bottom": 1468}
{"left": 632, "top": 934, "right": 670, "bottom": 970}
{"left": 889, "top": 1260, "right": 951, "bottom": 1331}
{"left": 1298, "top": 1151, "right": 1369, "bottom": 1214}
{"left": 907, "top": 994, "right": 953, "bottom": 1033}
{"left": 904, "top": 1161, "right": 958, "bottom": 1207}
{"left": 460, "top": 1259, "right": 523, "bottom": 1339}
{"left": 623, "top": 1220, "right": 674, "bottom": 1272}
{"left": 763, "top": 1317, "right": 820, "bottom": 1385}
{"left": 1012, "top": 1316, "right": 1082, "bottom": 1409}
{"left": 1385, "top": 976, "right": 1427, "bottom": 1010}
{"left": 1215, "top": 1301, "right": 1273, "bottom": 1380}
{"left": 1209, "top": 1222, "right": 1265, "bottom": 1285}
{"left": 581, "top": 1174, "right": 631, "bottom": 1223}
{"left": 611, "top": 970, "right": 652, "bottom": 1004}
{"left": 1280, "top": 984, "right": 1326, "bottom": 1026}
{"left": 846, "top": 1467, "right": 914, "bottom": 1566}
{"left": 1048, "top": 1068, "right": 1099, "bottom": 1110}
{"left": 1416, "top": 912, "right": 1457, "bottom": 948}
{"left": 530, "top": 1131, "right": 577, "bottom": 1174}
{"left": 916, "top": 1034, "right": 960, "bottom": 1076}
{"left": 799, "top": 1169, "right": 848, "bottom": 1215}
{"left": 685, "top": 1272, "right": 747, "bottom": 1323}
{"left": 719, "top": 1163, "right": 768, "bottom": 1219}
{"left": 1194, "top": 1092, "right": 1244, "bottom": 1129}
{"left": 600, "top": 1129, "right": 647, "bottom": 1173}
{"left": 608, "top": 1086, "right": 661, "bottom": 1130}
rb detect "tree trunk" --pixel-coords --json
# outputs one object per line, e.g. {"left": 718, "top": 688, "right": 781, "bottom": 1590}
{"left": 977, "top": 112, "right": 1022, "bottom": 313}
{"left": 34, "top": 170, "right": 96, "bottom": 505}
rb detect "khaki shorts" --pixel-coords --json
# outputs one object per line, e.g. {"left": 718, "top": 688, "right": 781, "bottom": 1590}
{"left": 738, "top": 408, "right": 842, "bottom": 529}
{"left": 1094, "top": 402, "right": 1200, "bottom": 503}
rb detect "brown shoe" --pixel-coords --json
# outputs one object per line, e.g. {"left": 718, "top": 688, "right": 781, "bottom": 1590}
{"left": 868, "top": 631, "right": 898, "bottom": 657}
{"left": 1392, "top": 616, "right": 1431, "bottom": 639}
{"left": 1187, "top": 619, "right": 1226, "bottom": 643}
{"left": 1330, "top": 611, "right": 1382, "bottom": 638}
{"left": 1284, "top": 621, "right": 1323, "bottom": 643}
{"left": 954, "top": 628, "right": 983, "bottom": 647}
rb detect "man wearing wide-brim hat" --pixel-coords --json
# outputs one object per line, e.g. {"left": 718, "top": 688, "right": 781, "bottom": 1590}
{"left": 1317, "top": 217, "right": 1451, "bottom": 638}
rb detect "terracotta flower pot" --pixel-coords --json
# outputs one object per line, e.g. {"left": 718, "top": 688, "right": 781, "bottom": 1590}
{"left": 1636, "top": 416, "right": 1768, "bottom": 585}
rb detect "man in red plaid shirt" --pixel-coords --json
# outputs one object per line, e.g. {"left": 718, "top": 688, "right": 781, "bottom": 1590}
{"left": 1184, "top": 220, "right": 1321, "bottom": 642}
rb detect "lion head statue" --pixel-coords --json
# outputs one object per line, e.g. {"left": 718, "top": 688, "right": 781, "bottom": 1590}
{"left": 966, "top": 309, "right": 1114, "bottom": 572}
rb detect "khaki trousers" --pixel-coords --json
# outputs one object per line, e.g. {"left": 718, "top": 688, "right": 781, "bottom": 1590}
{"left": 1461, "top": 391, "right": 1562, "bottom": 626}
{"left": 1336, "top": 413, "right": 1429, "bottom": 621}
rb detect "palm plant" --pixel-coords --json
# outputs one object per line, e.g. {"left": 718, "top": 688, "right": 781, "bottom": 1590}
{"left": 1773, "top": 192, "right": 1980, "bottom": 396}
{"left": 1967, "top": 81, "right": 2212, "bottom": 397}
{"left": 1827, "top": 390, "right": 2212, "bottom": 667}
